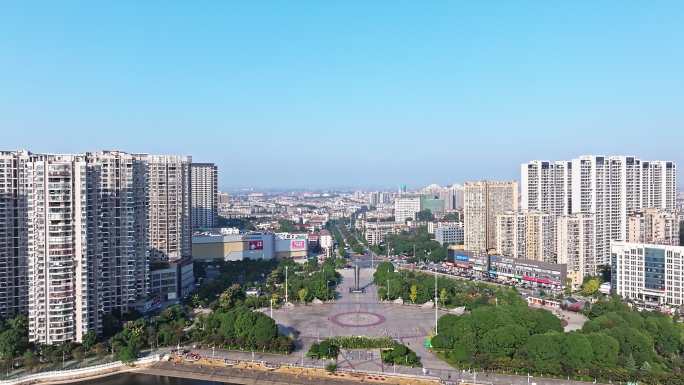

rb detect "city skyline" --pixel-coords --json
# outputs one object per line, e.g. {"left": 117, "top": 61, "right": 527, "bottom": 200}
{"left": 2, "top": 2, "right": 684, "bottom": 188}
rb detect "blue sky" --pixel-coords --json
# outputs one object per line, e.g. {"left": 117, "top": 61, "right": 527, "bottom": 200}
{"left": 1, "top": 2, "right": 683, "bottom": 190}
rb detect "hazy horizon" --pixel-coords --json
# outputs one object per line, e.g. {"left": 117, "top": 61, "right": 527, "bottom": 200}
{"left": 2, "top": 2, "right": 683, "bottom": 189}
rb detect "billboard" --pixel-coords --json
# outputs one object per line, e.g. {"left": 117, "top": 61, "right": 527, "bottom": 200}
{"left": 248, "top": 240, "right": 264, "bottom": 250}
{"left": 291, "top": 240, "right": 306, "bottom": 250}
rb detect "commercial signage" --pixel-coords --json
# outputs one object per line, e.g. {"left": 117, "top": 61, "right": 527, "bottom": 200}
{"left": 248, "top": 240, "right": 264, "bottom": 250}
{"left": 291, "top": 240, "right": 306, "bottom": 250}
{"left": 455, "top": 254, "right": 469, "bottom": 262}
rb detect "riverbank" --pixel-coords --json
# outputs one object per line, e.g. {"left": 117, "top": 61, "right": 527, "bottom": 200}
{"left": 137, "top": 358, "right": 440, "bottom": 385}
{"left": 0, "top": 356, "right": 160, "bottom": 385}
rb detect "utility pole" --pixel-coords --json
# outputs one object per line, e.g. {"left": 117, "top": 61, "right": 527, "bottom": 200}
{"left": 285, "top": 266, "right": 289, "bottom": 304}
{"left": 434, "top": 271, "right": 439, "bottom": 335}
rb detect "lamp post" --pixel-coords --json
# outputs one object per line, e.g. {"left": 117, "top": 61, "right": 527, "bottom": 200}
{"left": 434, "top": 271, "right": 439, "bottom": 335}
{"left": 284, "top": 266, "right": 289, "bottom": 304}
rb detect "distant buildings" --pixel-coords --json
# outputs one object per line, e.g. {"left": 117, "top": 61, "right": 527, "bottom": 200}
{"left": 364, "top": 221, "right": 400, "bottom": 246}
{"left": 319, "top": 229, "right": 334, "bottom": 257}
{"left": 463, "top": 181, "right": 518, "bottom": 252}
{"left": 420, "top": 195, "right": 445, "bottom": 218}
{"left": 191, "top": 163, "right": 218, "bottom": 229}
{"left": 612, "top": 242, "right": 684, "bottom": 306}
{"left": 369, "top": 191, "right": 392, "bottom": 206}
{"left": 441, "top": 184, "right": 464, "bottom": 211}
{"left": 394, "top": 195, "right": 421, "bottom": 223}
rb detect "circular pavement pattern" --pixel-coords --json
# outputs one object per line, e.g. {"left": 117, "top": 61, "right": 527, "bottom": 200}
{"left": 329, "top": 311, "right": 386, "bottom": 328}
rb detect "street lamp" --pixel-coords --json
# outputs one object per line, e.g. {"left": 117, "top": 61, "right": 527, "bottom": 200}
{"left": 284, "top": 266, "right": 289, "bottom": 304}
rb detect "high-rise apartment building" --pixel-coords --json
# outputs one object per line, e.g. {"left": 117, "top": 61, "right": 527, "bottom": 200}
{"left": 556, "top": 214, "right": 595, "bottom": 286}
{"left": 495, "top": 211, "right": 556, "bottom": 262}
{"left": 641, "top": 161, "right": 677, "bottom": 210}
{"left": 25, "top": 154, "right": 90, "bottom": 344}
{"left": 464, "top": 181, "right": 518, "bottom": 252}
{"left": 0, "top": 150, "right": 192, "bottom": 345}
{"left": 394, "top": 195, "right": 421, "bottom": 223}
{"left": 190, "top": 163, "right": 218, "bottom": 230}
{"left": 521, "top": 160, "right": 572, "bottom": 216}
{"left": 145, "top": 155, "right": 192, "bottom": 262}
{"left": 85, "top": 151, "right": 150, "bottom": 323}
{"left": 521, "top": 156, "right": 677, "bottom": 274}
{"left": 441, "top": 184, "right": 464, "bottom": 211}
{"left": 0, "top": 151, "right": 31, "bottom": 319}
{"left": 627, "top": 208, "right": 679, "bottom": 246}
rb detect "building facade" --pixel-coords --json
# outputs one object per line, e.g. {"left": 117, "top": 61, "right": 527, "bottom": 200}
{"left": 190, "top": 163, "right": 218, "bottom": 230}
{"left": 463, "top": 181, "right": 518, "bottom": 252}
{"left": 435, "top": 223, "right": 464, "bottom": 245}
{"left": 0, "top": 150, "right": 192, "bottom": 345}
{"left": 611, "top": 242, "right": 684, "bottom": 306}
{"left": 394, "top": 195, "right": 421, "bottom": 223}
{"left": 521, "top": 160, "right": 572, "bottom": 216}
{"left": 627, "top": 208, "right": 679, "bottom": 246}
{"left": 521, "top": 156, "right": 677, "bottom": 277}
{"left": 145, "top": 155, "right": 192, "bottom": 262}
{"left": 556, "top": 214, "right": 596, "bottom": 287}
{"left": 0, "top": 151, "right": 30, "bottom": 320}
{"left": 495, "top": 211, "right": 556, "bottom": 262}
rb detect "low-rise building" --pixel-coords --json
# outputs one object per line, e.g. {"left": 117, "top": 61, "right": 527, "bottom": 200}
{"left": 364, "top": 221, "right": 400, "bottom": 246}
{"left": 488, "top": 255, "right": 566, "bottom": 291}
{"left": 192, "top": 231, "right": 307, "bottom": 261}
{"left": 611, "top": 242, "right": 684, "bottom": 306}
{"left": 435, "top": 223, "right": 464, "bottom": 245}
{"left": 319, "top": 229, "right": 334, "bottom": 257}
{"left": 148, "top": 257, "right": 195, "bottom": 303}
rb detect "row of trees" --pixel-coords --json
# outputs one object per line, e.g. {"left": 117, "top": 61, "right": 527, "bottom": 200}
{"left": 373, "top": 262, "right": 524, "bottom": 308}
{"left": 328, "top": 222, "right": 346, "bottom": 257}
{"left": 433, "top": 297, "right": 684, "bottom": 384}
{"left": 383, "top": 227, "right": 446, "bottom": 262}
{"left": 338, "top": 222, "right": 365, "bottom": 254}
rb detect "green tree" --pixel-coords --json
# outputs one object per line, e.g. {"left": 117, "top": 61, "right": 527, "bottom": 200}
{"left": 440, "top": 288, "right": 448, "bottom": 307}
{"left": 561, "top": 333, "right": 593, "bottom": 374}
{"left": 219, "top": 284, "right": 245, "bottom": 309}
{"left": 586, "top": 333, "right": 619, "bottom": 368}
{"left": 518, "top": 333, "right": 562, "bottom": 374}
{"left": 298, "top": 287, "right": 309, "bottom": 303}
{"left": 480, "top": 325, "right": 528, "bottom": 358}
{"left": 581, "top": 277, "right": 601, "bottom": 296}
{"left": 82, "top": 330, "right": 97, "bottom": 352}
{"left": 409, "top": 284, "right": 418, "bottom": 303}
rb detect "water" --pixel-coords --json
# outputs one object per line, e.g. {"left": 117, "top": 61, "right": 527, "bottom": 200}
{"left": 78, "top": 373, "right": 237, "bottom": 385}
